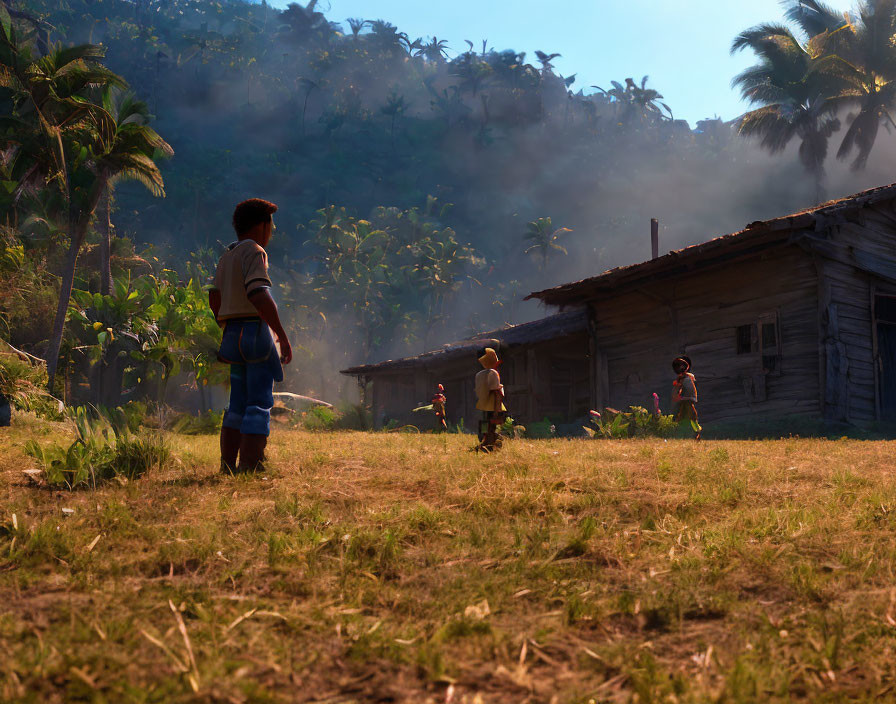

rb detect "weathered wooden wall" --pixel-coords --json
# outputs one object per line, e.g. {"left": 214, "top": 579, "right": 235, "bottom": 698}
{"left": 364, "top": 197, "right": 896, "bottom": 430}
{"left": 589, "top": 245, "right": 821, "bottom": 422}
{"left": 367, "top": 333, "right": 590, "bottom": 430}
{"left": 816, "top": 198, "right": 896, "bottom": 422}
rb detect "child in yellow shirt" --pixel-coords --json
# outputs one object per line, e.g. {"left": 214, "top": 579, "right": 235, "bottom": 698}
{"left": 475, "top": 346, "right": 506, "bottom": 451}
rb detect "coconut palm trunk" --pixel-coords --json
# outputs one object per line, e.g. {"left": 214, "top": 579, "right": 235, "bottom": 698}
{"left": 46, "top": 222, "right": 84, "bottom": 394}
{"left": 99, "top": 184, "right": 113, "bottom": 295}
{"left": 46, "top": 183, "right": 106, "bottom": 393}
{"left": 811, "top": 157, "right": 827, "bottom": 205}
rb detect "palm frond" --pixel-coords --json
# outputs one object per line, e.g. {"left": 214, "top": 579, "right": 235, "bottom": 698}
{"left": 731, "top": 23, "right": 800, "bottom": 54}
{"left": 784, "top": 0, "right": 849, "bottom": 38}
{"left": 837, "top": 105, "right": 880, "bottom": 170}
{"left": 106, "top": 153, "right": 165, "bottom": 197}
{"left": 737, "top": 106, "right": 798, "bottom": 152}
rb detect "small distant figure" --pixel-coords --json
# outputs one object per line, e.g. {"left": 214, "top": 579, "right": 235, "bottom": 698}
{"left": 432, "top": 383, "right": 448, "bottom": 432}
{"left": 671, "top": 355, "right": 701, "bottom": 440}
{"left": 475, "top": 346, "right": 506, "bottom": 452}
{"left": 209, "top": 198, "right": 293, "bottom": 474}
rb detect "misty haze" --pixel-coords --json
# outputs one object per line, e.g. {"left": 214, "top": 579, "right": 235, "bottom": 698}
{"left": 6, "top": 1, "right": 896, "bottom": 699}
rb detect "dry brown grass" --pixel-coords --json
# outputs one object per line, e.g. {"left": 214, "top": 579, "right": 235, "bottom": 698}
{"left": 2, "top": 416, "right": 896, "bottom": 702}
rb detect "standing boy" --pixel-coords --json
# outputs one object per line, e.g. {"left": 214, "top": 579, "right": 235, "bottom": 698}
{"left": 209, "top": 198, "right": 293, "bottom": 473}
{"left": 475, "top": 346, "right": 506, "bottom": 451}
{"left": 671, "top": 355, "right": 701, "bottom": 440}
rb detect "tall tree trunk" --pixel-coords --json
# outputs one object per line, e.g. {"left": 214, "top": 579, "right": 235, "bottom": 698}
{"left": 99, "top": 185, "right": 113, "bottom": 295}
{"left": 46, "top": 181, "right": 106, "bottom": 394}
{"left": 46, "top": 221, "right": 84, "bottom": 394}
{"left": 814, "top": 167, "right": 827, "bottom": 206}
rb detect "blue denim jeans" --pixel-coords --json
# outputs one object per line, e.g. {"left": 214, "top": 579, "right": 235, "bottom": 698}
{"left": 218, "top": 318, "right": 283, "bottom": 436}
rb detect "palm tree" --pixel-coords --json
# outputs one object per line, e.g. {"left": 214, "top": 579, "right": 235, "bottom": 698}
{"left": 346, "top": 17, "right": 367, "bottom": 38}
{"left": 809, "top": 0, "right": 896, "bottom": 169}
{"left": 732, "top": 22, "right": 844, "bottom": 202}
{"left": 299, "top": 77, "right": 320, "bottom": 138}
{"left": 524, "top": 217, "right": 570, "bottom": 272}
{"left": 534, "top": 50, "right": 561, "bottom": 74}
{"left": 367, "top": 20, "right": 410, "bottom": 54}
{"left": 0, "top": 20, "right": 128, "bottom": 391}
{"left": 594, "top": 77, "right": 672, "bottom": 125}
{"left": 380, "top": 91, "right": 407, "bottom": 149}
{"left": 94, "top": 87, "right": 172, "bottom": 295}
{"left": 450, "top": 48, "right": 492, "bottom": 97}
{"left": 415, "top": 37, "right": 450, "bottom": 63}
{"left": 276, "top": 1, "right": 328, "bottom": 43}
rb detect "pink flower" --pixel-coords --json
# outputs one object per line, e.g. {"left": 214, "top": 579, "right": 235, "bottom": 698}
{"left": 589, "top": 410, "right": 601, "bottom": 419}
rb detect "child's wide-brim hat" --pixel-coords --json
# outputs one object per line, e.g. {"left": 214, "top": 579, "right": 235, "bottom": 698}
{"left": 672, "top": 355, "right": 691, "bottom": 371}
{"left": 478, "top": 347, "right": 500, "bottom": 369}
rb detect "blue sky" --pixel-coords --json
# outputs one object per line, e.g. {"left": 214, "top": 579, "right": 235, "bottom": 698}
{"left": 269, "top": 0, "right": 853, "bottom": 125}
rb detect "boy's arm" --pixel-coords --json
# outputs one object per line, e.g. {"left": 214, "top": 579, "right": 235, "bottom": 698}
{"left": 208, "top": 289, "right": 222, "bottom": 326}
{"left": 249, "top": 288, "right": 292, "bottom": 364}
{"left": 489, "top": 370, "right": 504, "bottom": 412}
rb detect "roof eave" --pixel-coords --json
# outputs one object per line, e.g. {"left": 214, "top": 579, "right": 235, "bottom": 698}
{"left": 526, "top": 217, "right": 808, "bottom": 306}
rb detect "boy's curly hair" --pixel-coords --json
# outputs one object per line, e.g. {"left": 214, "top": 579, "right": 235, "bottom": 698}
{"left": 233, "top": 198, "right": 278, "bottom": 237}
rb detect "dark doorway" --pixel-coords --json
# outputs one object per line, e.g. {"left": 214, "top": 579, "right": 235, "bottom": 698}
{"left": 875, "top": 295, "right": 896, "bottom": 420}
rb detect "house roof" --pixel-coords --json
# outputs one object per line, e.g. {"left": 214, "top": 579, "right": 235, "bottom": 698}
{"left": 526, "top": 181, "right": 896, "bottom": 307}
{"left": 340, "top": 308, "right": 588, "bottom": 376}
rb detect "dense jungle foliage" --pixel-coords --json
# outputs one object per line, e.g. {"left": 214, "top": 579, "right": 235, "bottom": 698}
{"left": 5, "top": 0, "right": 896, "bottom": 406}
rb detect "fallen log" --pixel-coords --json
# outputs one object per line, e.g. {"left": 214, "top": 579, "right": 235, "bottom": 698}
{"left": 272, "top": 392, "right": 333, "bottom": 409}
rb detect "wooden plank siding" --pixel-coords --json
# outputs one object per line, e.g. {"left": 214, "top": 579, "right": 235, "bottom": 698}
{"left": 817, "top": 199, "right": 896, "bottom": 422}
{"left": 367, "top": 334, "right": 590, "bottom": 430}
{"left": 589, "top": 245, "right": 821, "bottom": 422}
{"left": 522, "top": 187, "right": 896, "bottom": 429}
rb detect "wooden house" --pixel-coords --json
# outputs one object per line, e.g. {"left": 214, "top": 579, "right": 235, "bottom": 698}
{"left": 341, "top": 310, "right": 590, "bottom": 430}
{"left": 526, "top": 182, "right": 896, "bottom": 425}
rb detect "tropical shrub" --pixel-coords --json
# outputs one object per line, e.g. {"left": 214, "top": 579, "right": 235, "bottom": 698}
{"left": 500, "top": 416, "right": 526, "bottom": 439}
{"left": 0, "top": 236, "right": 59, "bottom": 349}
{"left": 25, "top": 406, "right": 171, "bottom": 489}
{"left": 0, "top": 348, "right": 64, "bottom": 420}
{"left": 333, "top": 402, "right": 372, "bottom": 431}
{"left": 302, "top": 405, "right": 339, "bottom": 431}
{"left": 525, "top": 418, "right": 556, "bottom": 439}
{"left": 65, "top": 262, "right": 227, "bottom": 407}
{"left": 585, "top": 406, "right": 677, "bottom": 439}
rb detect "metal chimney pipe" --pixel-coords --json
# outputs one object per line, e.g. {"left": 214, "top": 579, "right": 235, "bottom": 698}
{"left": 651, "top": 218, "right": 659, "bottom": 260}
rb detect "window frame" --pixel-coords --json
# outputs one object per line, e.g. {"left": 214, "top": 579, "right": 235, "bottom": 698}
{"left": 735, "top": 324, "right": 753, "bottom": 355}
{"left": 758, "top": 311, "right": 782, "bottom": 377}
{"left": 734, "top": 312, "right": 782, "bottom": 376}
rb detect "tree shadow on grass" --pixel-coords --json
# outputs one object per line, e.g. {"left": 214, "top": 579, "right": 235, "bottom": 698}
{"left": 159, "top": 473, "right": 224, "bottom": 488}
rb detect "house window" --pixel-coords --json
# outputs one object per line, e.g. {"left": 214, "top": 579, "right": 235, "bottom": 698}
{"left": 736, "top": 325, "right": 753, "bottom": 354}
{"left": 875, "top": 295, "right": 896, "bottom": 324}
{"left": 760, "top": 314, "right": 781, "bottom": 374}
{"left": 735, "top": 314, "right": 781, "bottom": 373}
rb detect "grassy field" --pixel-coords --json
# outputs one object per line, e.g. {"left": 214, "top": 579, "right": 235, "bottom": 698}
{"left": 2, "top": 418, "right": 896, "bottom": 703}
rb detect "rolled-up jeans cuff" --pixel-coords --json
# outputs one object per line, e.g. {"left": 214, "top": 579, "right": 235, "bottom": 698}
{"left": 240, "top": 406, "right": 271, "bottom": 436}
{"left": 222, "top": 409, "right": 243, "bottom": 430}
